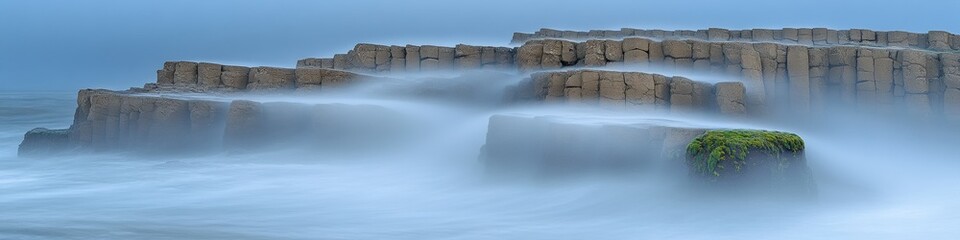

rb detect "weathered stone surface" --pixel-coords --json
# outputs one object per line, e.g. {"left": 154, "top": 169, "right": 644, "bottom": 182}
{"left": 374, "top": 46, "right": 391, "bottom": 71}
{"left": 405, "top": 45, "right": 420, "bottom": 71}
{"left": 604, "top": 40, "right": 623, "bottom": 62}
{"left": 18, "top": 128, "right": 70, "bottom": 156}
{"left": 455, "top": 44, "right": 482, "bottom": 70}
{"left": 715, "top": 82, "right": 746, "bottom": 114}
{"left": 248, "top": 67, "right": 296, "bottom": 90}
{"left": 708, "top": 28, "right": 730, "bottom": 41}
{"left": 221, "top": 65, "right": 250, "bottom": 89}
{"left": 354, "top": 44, "right": 378, "bottom": 69}
{"left": 439, "top": 47, "right": 455, "bottom": 69}
{"left": 223, "top": 100, "right": 263, "bottom": 149}
{"left": 560, "top": 41, "right": 577, "bottom": 65}
{"left": 787, "top": 46, "right": 810, "bottom": 112}
{"left": 581, "top": 71, "right": 600, "bottom": 102}
{"left": 173, "top": 61, "right": 199, "bottom": 85}
{"left": 599, "top": 71, "right": 626, "bottom": 107}
{"left": 420, "top": 45, "right": 440, "bottom": 60}
{"left": 197, "top": 62, "right": 222, "bottom": 87}
{"left": 901, "top": 51, "right": 929, "bottom": 94}
{"left": 663, "top": 40, "right": 692, "bottom": 59}
{"left": 541, "top": 40, "right": 563, "bottom": 69}
{"left": 624, "top": 72, "right": 656, "bottom": 108}
{"left": 928, "top": 31, "right": 951, "bottom": 51}
{"left": 583, "top": 40, "right": 607, "bottom": 67}
{"left": 157, "top": 62, "right": 176, "bottom": 85}
{"left": 648, "top": 41, "right": 664, "bottom": 64}
{"left": 390, "top": 46, "right": 406, "bottom": 71}
{"left": 517, "top": 42, "right": 543, "bottom": 71}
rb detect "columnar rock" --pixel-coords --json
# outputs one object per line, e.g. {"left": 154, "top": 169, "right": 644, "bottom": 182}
{"left": 455, "top": 44, "right": 482, "bottom": 69}
{"left": 353, "top": 44, "right": 378, "bottom": 70}
{"left": 598, "top": 71, "right": 626, "bottom": 108}
{"left": 248, "top": 67, "right": 296, "bottom": 90}
{"left": 715, "top": 82, "right": 746, "bottom": 114}
{"left": 405, "top": 45, "right": 420, "bottom": 71}
{"left": 390, "top": 46, "right": 406, "bottom": 71}
{"left": 624, "top": 72, "right": 656, "bottom": 110}
{"left": 943, "top": 53, "right": 960, "bottom": 119}
{"left": 173, "top": 61, "right": 199, "bottom": 85}
{"left": 223, "top": 100, "right": 264, "bottom": 149}
{"left": 828, "top": 47, "right": 858, "bottom": 105}
{"left": 787, "top": 46, "right": 810, "bottom": 113}
{"left": 374, "top": 45, "right": 391, "bottom": 72}
{"left": 808, "top": 48, "right": 828, "bottom": 110}
{"left": 440, "top": 47, "right": 457, "bottom": 69}
{"left": 900, "top": 50, "right": 931, "bottom": 115}
{"left": 157, "top": 62, "right": 176, "bottom": 85}
{"left": 622, "top": 38, "right": 650, "bottom": 65}
{"left": 420, "top": 45, "right": 440, "bottom": 71}
{"left": 541, "top": 40, "right": 563, "bottom": 69}
{"left": 928, "top": 31, "right": 951, "bottom": 51}
{"left": 856, "top": 49, "right": 877, "bottom": 106}
{"left": 740, "top": 45, "right": 765, "bottom": 111}
{"left": 604, "top": 40, "right": 623, "bottom": 62}
{"left": 221, "top": 65, "right": 250, "bottom": 89}
{"left": 874, "top": 50, "right": 895, "bottom": 105}
{"left": 517, "top": 41, "right": 543, "bottom": 71}
{"left": 197, "top": 62, "right": 223, "bottom": 87}
{"left": 584, "top": 40, "right": 606, "bottom": 67}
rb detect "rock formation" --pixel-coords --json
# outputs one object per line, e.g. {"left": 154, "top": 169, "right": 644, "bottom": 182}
{"left": 18, "top": 26, "right": 960, "bottom": 196}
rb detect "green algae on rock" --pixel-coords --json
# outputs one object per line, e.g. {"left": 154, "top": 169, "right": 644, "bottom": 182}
{"left": 685, "top": 130, "right": 805, "bottom": 179}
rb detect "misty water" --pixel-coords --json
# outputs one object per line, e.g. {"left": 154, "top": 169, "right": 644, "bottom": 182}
{"left": 3, "top": 74, "right": 960, "bottom": 240}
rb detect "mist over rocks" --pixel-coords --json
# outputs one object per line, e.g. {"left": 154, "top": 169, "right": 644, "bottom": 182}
{"left": 18, "top": 26, "right": 960, "bottom": 198}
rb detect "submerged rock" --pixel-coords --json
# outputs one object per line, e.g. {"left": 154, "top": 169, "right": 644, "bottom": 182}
{"left": 685, "top": 130, "right": 815, "bottom": 197}
{"left": 18, "top": 128, "right": 71, "bottom": 157}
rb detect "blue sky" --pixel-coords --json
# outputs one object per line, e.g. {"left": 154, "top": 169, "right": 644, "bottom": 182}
{"left": 1, "top": 0, "right": 957, "bottom": 91}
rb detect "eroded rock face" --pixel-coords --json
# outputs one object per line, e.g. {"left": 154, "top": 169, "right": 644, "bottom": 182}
{"left": 18, "top": 128, "right": 71, "bottom": 157}
{"left": 685, "top": 130, "right": 815, "bottom": 197}
{"left": 481, "top": 114, "right": 694, "bottom": 176}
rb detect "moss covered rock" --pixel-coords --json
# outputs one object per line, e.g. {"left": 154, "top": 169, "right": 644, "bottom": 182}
{"left": 685, "top": 129, "right": 815, "bottom": 196}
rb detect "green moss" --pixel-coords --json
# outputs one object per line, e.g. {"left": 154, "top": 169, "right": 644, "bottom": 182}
{"left": 685, "top": 129, "right": 804, "bottom": 178}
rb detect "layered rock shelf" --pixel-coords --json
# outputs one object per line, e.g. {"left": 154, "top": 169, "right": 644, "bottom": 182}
{"left": 19, "top": 26, "right": 960, "bottom": 196}
{"left": 512, "top": 27, "right": 960, "bottom": 52}
{"left": 511, "top": 70, "right": 746, "bottom": 115}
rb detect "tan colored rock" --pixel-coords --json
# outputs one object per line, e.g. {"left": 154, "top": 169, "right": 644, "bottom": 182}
{"left": 390, "top": 46, "right": 406, "bottom": 71}
{"left": 223, "top": 100, "right": 264, "bottom": 149}
{"left": 604, "top": 40, "right": 623, "bottom": 62}
{"left": 542, "top": 40, "right": 563, "bottom": 69}
{"left": 248, "top": 67, "right": 296, "bottom": 90}
{"left": 900, "top": 51, "right": 929, "bottom": 94}
{"left": 798, "top": 29, "right": 813, "bottom": 45}
{"left": 561, "top": 41, "right": 577, "bottom": 65}
{"left": 371, "top": 47, "right": 388, "bottom": 72}
{"left": 439, "top": 47, "right": 455, "bottom": 69}
{"left": 420, "top": 45, "right": 440, "bottom": 60}
{"left": 354, "top": 44, "right": 378, "bottom": 69}
{"left": 455, "top": 44, "right": 482, "bottom": 69}
{"left": 599, "top": 71, "right": 626, "bottom": 108}
{"left": 715, "top": 82, "right": 746, "bottom": 114}
{"left": 708, "top": 28, "right": 730, "bottom": 41}
{"left": 221, "top": 65, "right": 249, "bottom": 89}
{"left": 517, "top": 42, "right": 543, "bottom": 71}
{"left": 481, "top": 47, "right": 497, "bottom": 66}
{"left": 405, "top": 45, "right": 420, "bottom": 71}
{"left": 928, "top": 31, "right": 951, "bottom": 51}
{"left": 584, "top": 40, "right": 606, "bottom": 67}
{"left": 663, "top": 40, "right": 692, "bottom": 59}
{"left": 753, "top": 29, "right": 774, "bottom": 41}
{"left": 173, "top": 61, "right": 198, "bottom": 85}
{"left": 581, "top": 71, "right": 600, "bottom": 103}
{"left": 624, "top": 72, "right": 656, "bottom": 108}
{"left": 157, "top": 62, "right": 176, "bottom": 85}
{"left": 197, "top": 62, "right": 222, "bottom": 87}
{"left": 622, "top": 38, "right": 649, "bottom": 51}
{"left": 648, "top": 41, "right": 663, "bottom": 64}
{"left": 787, "top": 46, "right": 810, "bottom": 112}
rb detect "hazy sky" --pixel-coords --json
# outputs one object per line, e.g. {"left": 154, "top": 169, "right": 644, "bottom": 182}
{"left": 1, "top": 0, "right": 957, "bottom": 91}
